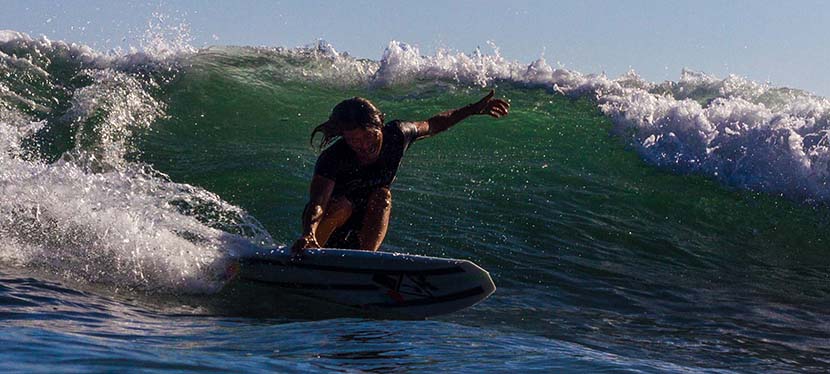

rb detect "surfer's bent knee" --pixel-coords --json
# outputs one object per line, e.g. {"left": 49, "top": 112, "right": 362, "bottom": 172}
{"left": 326, "top": 196, "right": 354, "bottom": 220}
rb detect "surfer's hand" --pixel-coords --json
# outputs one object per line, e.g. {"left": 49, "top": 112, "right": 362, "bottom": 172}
{"left": 471, "top": 89, "right": 510, "bottom": 118}
{"left": 291, "top": 234, "right": 320, "bottom": 254}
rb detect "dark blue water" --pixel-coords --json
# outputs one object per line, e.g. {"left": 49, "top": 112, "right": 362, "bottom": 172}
{"left": 3, "top": 268, "right": 739, "bottom": 373}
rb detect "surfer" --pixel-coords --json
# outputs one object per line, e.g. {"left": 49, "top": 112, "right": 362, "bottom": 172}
{"left": 292, "top": 90, "right": 510, "bottom": 253}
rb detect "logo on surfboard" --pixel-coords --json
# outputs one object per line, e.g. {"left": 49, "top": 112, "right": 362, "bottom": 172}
{"left": 372, "top": 273, "right": 439, "bottom": 303}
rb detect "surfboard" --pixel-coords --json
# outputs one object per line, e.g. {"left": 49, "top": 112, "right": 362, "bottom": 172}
{"left": 226, "top": 246, "right": 496, "bottom": 319}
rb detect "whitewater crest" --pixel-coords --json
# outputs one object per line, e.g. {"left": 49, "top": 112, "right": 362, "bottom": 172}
{"left": 186, "top": 38, "right": 830, "bottom": 201}
{"left": 361, "top": 41, "right": 830, "bottom": 202}
{"left": 599, "top": 72, "right": 830, "bottom": 202}
{"left": 0, "top": 31, "right": 271, "bottom": 293}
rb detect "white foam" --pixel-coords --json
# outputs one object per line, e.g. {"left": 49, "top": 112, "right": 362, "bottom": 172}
{"left": 0, "top": 30, "right": 271, "bottom": 294}
{"left": 1, "top": 159, "right": 216, "bottom": 292}
{"left": 0, "top": 26, "right": 197, "bottom": 76}
{"left": 63, "top": 69, "right": 165, "bottom": 171}
{"left": 0, "top": 119, "right": 269, "bottom": 294}
{"left": 597, "top": 76, "right": 830, "bottom": 201}
{"left": 365, "top": 42, "right": 830, "bottom": 202}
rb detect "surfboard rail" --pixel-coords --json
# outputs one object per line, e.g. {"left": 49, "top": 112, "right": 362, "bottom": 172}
{"left": 226, "top": 246, "right": 496, "bottom": 319}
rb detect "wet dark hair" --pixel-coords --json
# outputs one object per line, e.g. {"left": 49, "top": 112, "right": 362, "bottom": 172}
{"left": 310, "top": 97, "right": 384, "bottom": 151}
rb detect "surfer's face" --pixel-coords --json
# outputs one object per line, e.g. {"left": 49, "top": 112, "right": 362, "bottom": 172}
{"left": 343, "top": 126, "right": 382, "bottom": 161}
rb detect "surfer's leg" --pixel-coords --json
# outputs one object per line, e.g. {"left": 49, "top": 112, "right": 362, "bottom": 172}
{"left": 315, "top": 196, "right": 353, "bottom": 246}
{"left": 358, "top": 187, "right": 392, "bottom": 251}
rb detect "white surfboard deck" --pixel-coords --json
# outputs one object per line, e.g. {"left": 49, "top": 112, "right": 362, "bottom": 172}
{"left": 227, "top": 246, "right": 496, "bottom": 319}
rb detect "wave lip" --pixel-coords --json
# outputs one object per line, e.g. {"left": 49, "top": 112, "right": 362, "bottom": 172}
{"left": 5, "top": 31, "right": 829, "bottom": 203}
{"left": 365, "top": 41, "right": 830, "bottom": 203}
{"left": 600, "top": 71, "right": 830, "bottom": 202}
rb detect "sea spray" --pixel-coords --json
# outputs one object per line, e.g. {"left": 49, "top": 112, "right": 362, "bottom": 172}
{"left": 0, "top": 31, "right": 271, "bottom": 293}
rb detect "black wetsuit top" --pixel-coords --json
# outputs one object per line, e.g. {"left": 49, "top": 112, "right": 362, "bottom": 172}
{"left": 314, "top": 120, "right": 420, "bottom": 248}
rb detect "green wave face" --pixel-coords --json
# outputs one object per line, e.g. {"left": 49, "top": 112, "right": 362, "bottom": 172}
{"left": 142, "top": 48, "right": 829, "bottom": 277}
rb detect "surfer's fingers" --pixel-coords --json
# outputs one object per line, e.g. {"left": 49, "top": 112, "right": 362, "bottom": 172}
{"left": 492, "top": 99, "right": 510, "bottom": 109}
{"left": 491, "top": 105, "right": 508, "bottom": 116}
{"left": 487, "top": 101, "right": 509, "bottom": 116}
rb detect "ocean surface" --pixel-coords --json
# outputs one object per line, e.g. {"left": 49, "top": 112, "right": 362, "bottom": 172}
{"left": 1, "top": 30, "right": 829, "bottom": 373}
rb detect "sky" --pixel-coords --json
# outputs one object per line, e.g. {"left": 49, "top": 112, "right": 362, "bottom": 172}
{"left": 2, "top": 0, "right": 829, "bottom": 96}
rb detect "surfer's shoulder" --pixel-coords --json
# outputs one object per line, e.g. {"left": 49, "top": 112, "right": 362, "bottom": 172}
{"left": 384, "top": 120, "right": 419, "bottom": 144}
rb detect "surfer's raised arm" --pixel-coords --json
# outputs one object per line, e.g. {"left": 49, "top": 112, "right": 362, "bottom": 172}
{"left": 412, "top": 89, "right": 510, "bottom": 139}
